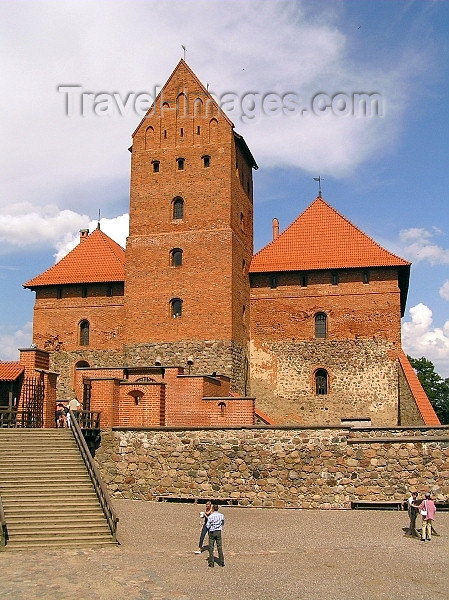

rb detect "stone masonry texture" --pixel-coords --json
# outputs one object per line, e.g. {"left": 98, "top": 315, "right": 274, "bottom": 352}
{"left": 96, "top": 425, "right": 449, "bottom": 509}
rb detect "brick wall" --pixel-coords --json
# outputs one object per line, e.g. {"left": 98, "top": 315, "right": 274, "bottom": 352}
{"left": 96, "top": 425, "right": 449, "bottom": 508}
{"left": 249, "top": 267, "right": 403, "bottom": 425}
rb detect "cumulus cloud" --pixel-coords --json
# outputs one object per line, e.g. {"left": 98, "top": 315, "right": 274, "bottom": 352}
{"left": 399, "top": 227, "right": 449, "bottom": 264}
{"left": 54, "top": 213, "right": 129, "bottom": 262}
{"left": 440, "top": 280, "right": 449, "bottom": 301}
{"left": 0, "top": 0, "right": 429, "bottom": 225}
{"left": 0, "top": 322, "right": 33, "bottom": 362}
{"left": 402, "top": 303, "right": 449, "bottom": 378}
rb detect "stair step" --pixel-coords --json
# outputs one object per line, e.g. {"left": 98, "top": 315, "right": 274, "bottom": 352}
{"left": 8, "top": 523, "right": 112, "bottom": 535}
{"left": 6, "top": 533, "right": 115, "bottom": 545}
{"left": 5, "top": 507, "right": 104, "bottom": 518}
{"left": 6, "top": 538, "right": 117, "bottom": 550}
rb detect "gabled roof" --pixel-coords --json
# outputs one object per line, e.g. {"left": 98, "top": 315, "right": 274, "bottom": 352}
{"left": 0, "top": 362, "right": 24, "bottom": 382}
{"left": 132, "top": 59, "right": 234, "bottom": 137}
{"left": 250, "top": 197, "right": 411, "bottom": 273}
{"left": 398, "top": 352, "right": 441, "bottom": 426}
{"left": 23, "top": 227, "right": 125, "bottom": 288}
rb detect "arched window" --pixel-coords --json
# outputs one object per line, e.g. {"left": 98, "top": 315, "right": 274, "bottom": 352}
{"left": 79, "top": 320, "right": 90, "bottom": 346}
{"left": 202, "top": 155, "right": 210, "bottom": 168}
{"left": 171, "top": 298, "right": 182, "bottom": 318}
{"left": 152, "top": 160, "right": 160, "bottom": 173}
{"left": 315, "top": 312, "right": 327, "bottom": 339}
{"left": 315, "top": 369, "right": 328, "bottom": 395}
{"left": 170, "top": 248, "right": 183, "bottom": 267}
{"left": 172, "top": 197, "right": 184, "bottom": 220}
{"left": 177, "top": 157, "right": 185, "bottom": 170}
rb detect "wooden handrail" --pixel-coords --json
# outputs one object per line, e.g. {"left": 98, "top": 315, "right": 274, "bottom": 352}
{"left": 0, "top": 494, "right": 8, "bottom": 549}
{"left": 68, "top": 409, "right": 119, "bottom": 542}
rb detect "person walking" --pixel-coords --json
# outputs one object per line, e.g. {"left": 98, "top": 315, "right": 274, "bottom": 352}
{"left": 406, "top": 490, "right": 420, "bottom": 537}
{"left": 206, "top": 504, "right": 225, "bottom": 567}
{"left": 195, "top": 500, "right": 212, "bottom": 554}
{"left": 418, "top": 492, "right": 437, "bottom": 541}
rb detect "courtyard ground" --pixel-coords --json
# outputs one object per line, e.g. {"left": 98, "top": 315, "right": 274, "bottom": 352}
{"left": 0, "top": 499, "right": 447, "bottom": 600}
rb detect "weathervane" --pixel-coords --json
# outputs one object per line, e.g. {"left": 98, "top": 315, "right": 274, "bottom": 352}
{"left": 97, "top": 208, "right": 101, "bottom": 229}
{"left": 313, "top": 176, "right": 323, "bottom": 198}
{"left": 181, "top": 45, "right": 186, "bottom": 60}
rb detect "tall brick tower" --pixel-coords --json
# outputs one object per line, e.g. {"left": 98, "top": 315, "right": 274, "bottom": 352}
{"left": 124, "top": 60, "right": 257, "bottom": 393}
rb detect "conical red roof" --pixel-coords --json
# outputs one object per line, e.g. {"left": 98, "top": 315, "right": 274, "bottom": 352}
{"left": 250, "top": 197, "right": 410, "bottom": 273}
{"left": 23, "top": 228, "right": 125, "bottom": 287}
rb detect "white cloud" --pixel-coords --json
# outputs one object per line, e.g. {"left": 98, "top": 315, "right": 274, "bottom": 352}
{"left": 54, "top": 213, "right": 129, "bottom": 262}
{"left": 0, "top": 0, "right": 429, "bottom": 227}
{"left": 440, "top": 280, "right": 449, "bottom": 301}
{"left": 0, "top": 203, "right": 89, "bottom": 255}
{"left": 0, "top": 322, "right": 33, "bottom": 362}
{"left": 402, "top": 303, "right": 449, "bottom": 378}
{"left": 399, "top": 227, "right": 449, "bottom": 265}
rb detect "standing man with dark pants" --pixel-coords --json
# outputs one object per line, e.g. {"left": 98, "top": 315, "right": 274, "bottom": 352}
{"left": 206, "top": 504, "right": 225, "bottom": 567}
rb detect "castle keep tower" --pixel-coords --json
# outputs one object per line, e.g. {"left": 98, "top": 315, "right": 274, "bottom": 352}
{"left": 124, "top": 60, "right": 257, "bottom": 392}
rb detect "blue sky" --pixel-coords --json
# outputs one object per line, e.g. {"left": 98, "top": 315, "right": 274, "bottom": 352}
{"left": 1, "top": 0, "right": 448, "bottom": 377}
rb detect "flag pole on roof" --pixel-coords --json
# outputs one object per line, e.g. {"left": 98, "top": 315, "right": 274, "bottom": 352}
{"left": 313, "top": 176, "right": 323, "bottom": 198}
{"left": 97, "top": 209, "right": 101, "bottom": 230}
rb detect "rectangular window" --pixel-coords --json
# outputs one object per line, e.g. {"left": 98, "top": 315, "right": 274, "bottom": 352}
{"left": 300, "top": 273, "right": 308, "bottom": 287}
{"left": 332, "top": 272, "right": 339, "bottom": 285}
{"left": 363, "top": 270, "right": 370, "bottom": 284}
{"left": 270, "top": 275, "right": 277, "bottom": 289}
{"left": 107, "top": 284, "right": 113, "bottom": 297}
{"left": 82, "top": 287, "right": 87, "bottom": 298}
{"left": 57, "top": 287, "right": 63, "bottom": 299}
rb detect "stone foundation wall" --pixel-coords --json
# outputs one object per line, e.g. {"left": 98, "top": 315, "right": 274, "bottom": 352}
{"left": 124, "top": 340, "right": 249, "bottom": 394}
{"left": 96, "top": 425, "right": 449, "bottom": 508}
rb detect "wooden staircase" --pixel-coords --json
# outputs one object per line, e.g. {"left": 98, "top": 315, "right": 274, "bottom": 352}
{"left": 0, "top": 428, "right": 117, "bottom": 550}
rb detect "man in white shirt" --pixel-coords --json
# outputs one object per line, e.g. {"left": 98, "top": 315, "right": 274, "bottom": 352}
{"left": 206, "top": 504, "right": 225, "bottom": 567}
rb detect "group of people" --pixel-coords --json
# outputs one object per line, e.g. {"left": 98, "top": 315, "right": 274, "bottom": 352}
{"left": 407, "top": 491, "right": 437, "bottom": 541}
{"left": 195, "top": 501, "right": 225, "bottom": 567}
{"left": 54, "top": 398, "right": 80, "bottom": 428}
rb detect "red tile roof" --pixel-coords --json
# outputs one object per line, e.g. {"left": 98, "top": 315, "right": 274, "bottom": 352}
{"left": 23, "top": 228, "right": 125, "bottom": 288}
{"left": 0, "top": 362, "right": 24, "bottom": 381}
{"left": 398, "top": 352, "right": 441, "bottom": 425}
{"left": 250, "top": 197, "right": 410, "bottom": 273}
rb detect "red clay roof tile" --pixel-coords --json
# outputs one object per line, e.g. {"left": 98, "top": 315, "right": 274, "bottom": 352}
{"left": 399, "top": 352, "right": 441, "bottom": 425}
{"left": 250, "top": 197, "right": 410, "bottom": 273}
{"left": 23, "top": 228, "right": 125, "bottom": 287}
{"left": 0, "top": 362, "right": 24, "bottom": 381}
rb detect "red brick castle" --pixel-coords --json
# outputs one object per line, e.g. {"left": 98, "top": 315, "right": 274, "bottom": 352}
{"left": 17, "top": 60, "right": 438, "bottom": 428}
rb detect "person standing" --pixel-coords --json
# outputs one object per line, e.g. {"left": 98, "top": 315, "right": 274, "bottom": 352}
{"left": 195, "top": 500, "right": 212, "bottom": 554}
{"left": 418, "top": 492, "right": 437, "bottom": 541}
{"left": 65, "top": 398, "right": 80, "bottom": 428}
{"left": 206, "top": 504, "right": 225, "bottom": 567}
{"left": 406, "top": 490, "right": 419, "bottom": 536}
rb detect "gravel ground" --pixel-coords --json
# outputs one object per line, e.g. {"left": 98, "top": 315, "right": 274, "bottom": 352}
{"left": 0, "top": 499, "right": 447, "bottom": 600}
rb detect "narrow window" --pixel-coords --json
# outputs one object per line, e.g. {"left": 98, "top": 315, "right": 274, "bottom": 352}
{"left": 80, "top": 320, "right": 90, "bottom": 346}
{"left": 82, "top": 286, "right": 87, "bottom": 298}
{"left": 300, "top": 273, "right": 308, "bottom": 287}
{"left": 57, "top": 287, "right": 63, "bottom": 299}
{"left": 315, "top": 369, "right": 328, "bottom": 395}
{"left": 107, "top": 284, "right": 113, "bottom": 297}
{"left": 315, "top": 312, "right": 327, "bottom": 339}
{"left": 363, "top": 270, "right": 370, "bottom": 284}
{"left": 197, "top": 126, "right": 201, "bottom": 135}
{"left": 163, "top": 130, "right": 167, "bottom": 139}
{"left": 177, "top": 157, "right": 185, "bottom": 170}
{"left": 203, "top": 155, "right": 210, "bottom": 167}
{"left": 332, "top": 272, "right": 339, "bottom": 285}
{"left": 170, "top": 248, "right": 183, "bottom": 267}
{"left": 240, "top": 212, "right": 245, "bottom": 231}
{"left": 180, "top": 128, "right": 184, "bottom": 137}
{"left": 270, "top": 275, "right": 277, "bottom": 289}
{"left": 172, "top": 197, "right": 184, "bottom": 220}
{"left": 152, "top": 160, "right": 160, "bottom": 173}
{"left": 171, "top": 298, "right": 182, "bottom": 318}
{"left": 218, "top": 401, "right": 226, "bottom": 417}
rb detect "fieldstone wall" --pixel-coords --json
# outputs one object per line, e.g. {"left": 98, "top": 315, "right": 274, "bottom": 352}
{"left": 124, "top": 340, "right": 249, "bottom": 394}
{"left": 250, "top": 339, "right": 399, "bottom": 426}
{"left": 95, "top": 425, "right": 449, "bottom": 508}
